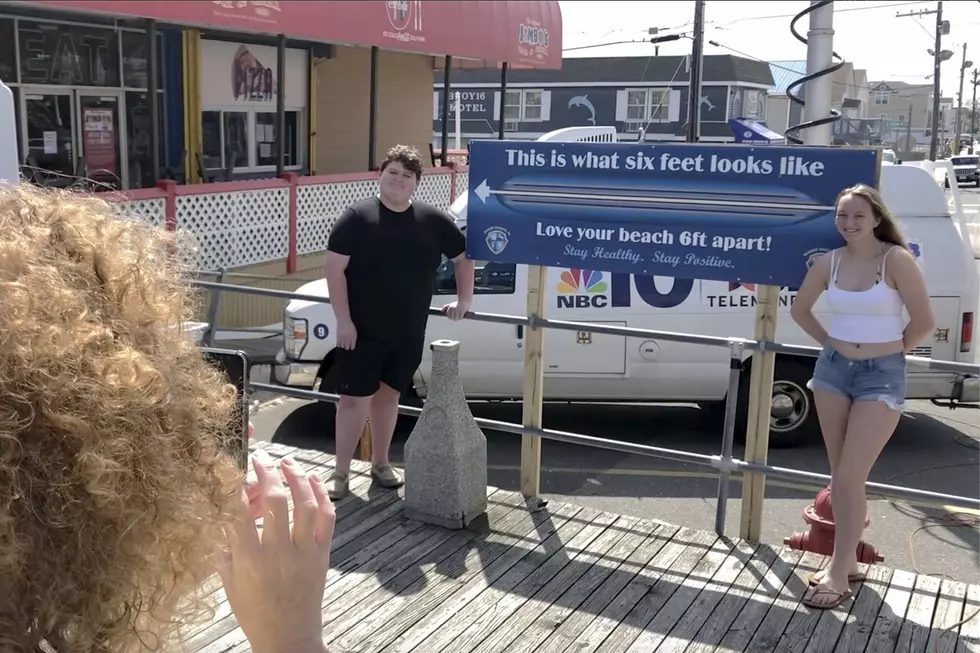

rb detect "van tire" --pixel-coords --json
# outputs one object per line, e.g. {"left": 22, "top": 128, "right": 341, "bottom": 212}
{"left": 734, "top": 358, "right": 819, "bottom": 449}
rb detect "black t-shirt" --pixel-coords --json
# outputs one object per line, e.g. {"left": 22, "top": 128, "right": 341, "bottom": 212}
{"left": 326, "top": 197, "right": 466, "bottom": 344}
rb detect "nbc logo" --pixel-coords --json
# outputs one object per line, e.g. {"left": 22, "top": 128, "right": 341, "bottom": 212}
{"left": 556, "top": 269, "right": 610, "bottom": 308}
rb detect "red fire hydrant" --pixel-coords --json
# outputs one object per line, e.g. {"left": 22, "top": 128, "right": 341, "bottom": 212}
{"left": 784, "top": 486, "right": 884, "bottom": 564}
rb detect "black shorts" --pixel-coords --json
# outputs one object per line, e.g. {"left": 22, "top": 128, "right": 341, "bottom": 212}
{"left": 332, "top": 336, "right": 423, "bottom": 397}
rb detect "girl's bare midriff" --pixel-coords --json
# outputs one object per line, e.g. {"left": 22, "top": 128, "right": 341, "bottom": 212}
{"left": 826, "top": 336, "right": 905, "bottom": 360}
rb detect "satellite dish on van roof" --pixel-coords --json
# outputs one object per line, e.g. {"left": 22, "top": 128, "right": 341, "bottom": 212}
{"left": 0, "top": 80, "right": 17, "bottom": 184}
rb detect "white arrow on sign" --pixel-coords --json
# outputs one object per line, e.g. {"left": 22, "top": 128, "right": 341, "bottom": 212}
{"left": 474, "top": 179, "right": 491, "bottom": 203}
{"left": 479, "top": 186, "right": 834, "bottom": 212}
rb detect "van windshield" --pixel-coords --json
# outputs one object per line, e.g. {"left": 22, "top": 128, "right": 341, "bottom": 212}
{"left": 951, "top": 156, "right": 979, "bottom": 166}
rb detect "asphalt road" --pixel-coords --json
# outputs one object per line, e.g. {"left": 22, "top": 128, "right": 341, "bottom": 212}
{"left": 244, "top": 184, "right": 979, "bottom": 586}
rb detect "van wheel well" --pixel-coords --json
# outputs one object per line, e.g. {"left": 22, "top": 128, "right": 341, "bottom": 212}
{"left": 732, "top": 354, "right": 819, "bottom": 449}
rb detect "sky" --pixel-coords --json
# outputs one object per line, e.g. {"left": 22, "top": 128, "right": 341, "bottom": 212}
{"left": 558, "top": 0, "right": 980, "bottom": 101}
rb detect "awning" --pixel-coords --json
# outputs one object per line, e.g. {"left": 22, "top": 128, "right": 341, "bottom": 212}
{"left": 27, "top": 1, "right": 563, "bottom": 69}
{"left": 729, "top": 118, "right": 785, "bottom": 144}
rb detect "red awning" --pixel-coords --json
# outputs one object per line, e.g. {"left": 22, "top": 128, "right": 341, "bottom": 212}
{"left": 29, "top": 1, "right": 563, "bottom": 69}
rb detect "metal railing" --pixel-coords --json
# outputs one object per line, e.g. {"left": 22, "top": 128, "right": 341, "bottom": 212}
{"left": 192, "top": 278, "right": 980, "bottom": 538}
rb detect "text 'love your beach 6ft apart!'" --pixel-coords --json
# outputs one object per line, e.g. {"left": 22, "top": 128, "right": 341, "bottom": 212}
{"left": 465, "top": 141, "right": 881, "bottom": 289}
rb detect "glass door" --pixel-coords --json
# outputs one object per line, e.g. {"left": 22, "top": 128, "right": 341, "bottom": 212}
{"left": 22, "top": 88, "right": 77, "bottom": 186}
{"left": 78, "top": 94, "right": 124, "bottom": 190}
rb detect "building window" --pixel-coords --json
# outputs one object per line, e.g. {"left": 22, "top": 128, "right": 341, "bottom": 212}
{"left": 201, "top": 108, "right": 302, "bottom": 172}
{"left": 623, "top": 88, "right": 667, "bottom": 132}
{"left": 744, "top": 90, "right": 765, "bottom": 119}
{"left": 121, "top": 30, "right": 165, "bottom": 90}
{"left": 874, "top": 91, "right": 890, "bottom": 105}
{"left": 502, "top": 89, "right": 543, "bottom": 131}
{"left": 18, "top": 20, "right": 120, "bottom": 87}
{"left": 255, "top": 111, "right": 298, "bottom": 167}
{"left": 0, "top": 18, "right": 15, "bottom": 83}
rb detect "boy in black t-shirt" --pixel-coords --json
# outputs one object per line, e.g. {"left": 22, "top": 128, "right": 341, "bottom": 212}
{"left": 323, "top": 145, "right": 475, "bottom": 499}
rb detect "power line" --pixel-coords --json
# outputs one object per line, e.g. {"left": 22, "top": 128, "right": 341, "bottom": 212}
{"left": 707, "top": 1, "right": 929, "bottom": 27}
{"left": 562, "top": 1, "right": 932, "bottom": 52}
{"left": 709, "top": 40, "right": 929, "bottom": 93}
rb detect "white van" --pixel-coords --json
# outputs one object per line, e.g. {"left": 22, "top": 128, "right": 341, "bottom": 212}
{"left": 275, "top": 132, "right": 979, "bottom": 448}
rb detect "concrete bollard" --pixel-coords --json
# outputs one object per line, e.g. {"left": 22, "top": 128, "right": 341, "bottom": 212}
{"left": 404, "top": 339, "right": 489, "bottom": 530}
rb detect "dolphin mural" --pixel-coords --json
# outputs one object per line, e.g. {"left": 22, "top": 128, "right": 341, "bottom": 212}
{"left": 568, "top": 95, "right": 597, "bottom": 125}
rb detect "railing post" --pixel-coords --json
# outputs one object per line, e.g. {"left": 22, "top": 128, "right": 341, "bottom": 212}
{"left": 713, "top": 338, "right": 746, "bottom": 536}
{"left": 156, "top": 179, "right": 177, "bottom": 232}
{"left": 204, "top": 267, "right": 226, "bottom": 347}
{"left": 448, "top": 162, "right": 457, "bottom": 203}
{"left": 359, "top": 420, "right": 372, "bottom": 462}
{"left": 281, "top": 171, "right": 299, "bottom": 274}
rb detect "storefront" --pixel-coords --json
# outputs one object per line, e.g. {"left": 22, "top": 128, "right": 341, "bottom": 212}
{"left": 0, "top": 10, "right": 169, "bottom": 189}
{"left": 198, "top": 37, "right": 308, "bottom": 178}
{"left": 6, "top": 0, "right": 562, "bottom": 187}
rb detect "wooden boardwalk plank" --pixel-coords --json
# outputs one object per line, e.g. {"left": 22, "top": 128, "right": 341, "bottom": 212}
{"left": 467, "top": 512, "right": 627, "bottom": 653}
{"left": 713, "top": 548, "right": 807, "bottom": 652}
{"left": 811, "top": 561, "right": 891, "bottom": 653}
{"left": 320, "top": 491, "right": 536, "bottom": 652}
{"left": 561, "top": 524, "right": 686, "bottom": 653}
{"left": 928, "top": 579, "right": 969, "bottom": 653}
{"left": 894, "top": 573, "right": 943, "bottom": 652}
{"left": 625, "top": 536, "right": 747, "bottom": 652}
{"left": 779, "top": 555, "right": 861, "bottom": 653}
{"left": 428, "top": 508, "right": 613, "bottom": 653}
{"left": 497, "top": 515, "right": 652, "bottom": 653}
{"left": 336, "top": 494, "right": 586, "bottom": 653}
{"left": 955, "top": 584, "right": 980, "bottom": 653}
{"left": 175, "top": 445, "right": 980, "bottom": 653}
{"left": 530, "top": 522, "right": 679, "bottom": 653}
{"left": 386, "top": 502, "right": 593, "bottom": 653}
{"left": 592, "top": 528, "right": 719, "bottom": 652}
{"left": 742, "top": 550, "right": 828, "bottom": 652}
{"left": 864, "top": 568, "right": 916, "bottom": 653}
{"left": 382, "top": 501, "right": 586, "bottom": 653}
{"left": 654, "top": 539, "right": 760, "bottom": 653}
{"left": 683, "top": 543, "right": 780, "bottom": 653}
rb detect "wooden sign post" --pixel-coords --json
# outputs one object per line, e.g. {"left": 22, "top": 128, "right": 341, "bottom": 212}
{"left": 520, "top": 265, "right": 548, "bottom": 498}
{"left": 738, "top": 285, "right": 780, "bottom": 542}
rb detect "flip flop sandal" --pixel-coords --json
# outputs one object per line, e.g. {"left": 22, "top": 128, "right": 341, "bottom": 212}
{"left": 803, "top": 587, "right": 853, "bottom": 610}
{"left": 806, "top": 571, "right": 866, "bottom": 586}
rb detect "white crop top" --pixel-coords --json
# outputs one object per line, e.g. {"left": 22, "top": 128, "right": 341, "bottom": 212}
{"left": 825, "top": 247, "right": 905, "bottom": 344}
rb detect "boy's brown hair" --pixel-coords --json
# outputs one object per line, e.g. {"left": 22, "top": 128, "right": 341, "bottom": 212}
{"left": 380, "top": 144, "right": 424, "bottom": 181}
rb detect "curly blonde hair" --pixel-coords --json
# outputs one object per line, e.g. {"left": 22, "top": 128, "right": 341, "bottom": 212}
{"left": 0, "top": 185, "right": 243, "bottom": 652}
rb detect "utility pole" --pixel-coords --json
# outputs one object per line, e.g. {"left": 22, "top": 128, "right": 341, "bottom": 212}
{"left": 804, "top": 2, "right": 835, "bottom": 147}
{"left": 954, "top": 42, "right": 970, "bottom": 149}
{"left": 930, "top": 2, "right": 943, "bottom": 160}
{"left": 971, "top": 68, "right": 979, "bottom": 146}
{"left": 898, "top": 3, "right": 944, "bottom": 160}
{"left": 686, "top": 0, "right": 706, "bottom": 143}
{"left": 929, "top": 0, "right": 943, "bottom": 161}
{"left": 905, "top": 102, "right": 913, "bottom": 152}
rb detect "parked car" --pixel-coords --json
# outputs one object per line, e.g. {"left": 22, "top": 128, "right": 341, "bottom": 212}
{"left": 946, "top": 155, "right": 980, "bottom": 188}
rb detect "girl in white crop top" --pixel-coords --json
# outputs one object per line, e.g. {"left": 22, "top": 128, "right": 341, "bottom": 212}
{"left": 789, "top": 183, "right": 935, "bottom": 612}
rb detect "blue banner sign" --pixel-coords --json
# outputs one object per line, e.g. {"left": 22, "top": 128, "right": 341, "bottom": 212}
{"left": 465, "top": 141, "right": 879, "bottom": 287}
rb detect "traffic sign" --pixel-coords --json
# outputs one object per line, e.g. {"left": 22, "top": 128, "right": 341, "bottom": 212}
{"left": 465, "top": 140, "right": 879, "bottom": 287}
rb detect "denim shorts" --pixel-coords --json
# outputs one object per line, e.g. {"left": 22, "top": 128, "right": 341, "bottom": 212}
{"left": 807, "top": 345, "right": 907, "bottom": 410}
